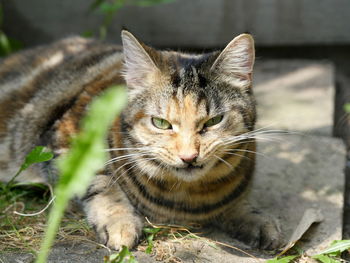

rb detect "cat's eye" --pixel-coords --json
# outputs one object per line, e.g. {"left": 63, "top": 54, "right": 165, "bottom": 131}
{"left": 152, "top": 117, "right": 172, "bottom": 130}
{"left": 204, "top": 115, "right": 224, "bottom": 128}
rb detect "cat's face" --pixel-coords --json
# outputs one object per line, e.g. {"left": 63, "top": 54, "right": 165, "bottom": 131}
{"left": 121, "top": 31, "right": 256, "bottom": 181}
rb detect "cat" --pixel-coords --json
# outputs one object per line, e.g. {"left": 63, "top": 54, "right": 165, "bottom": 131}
{"left": 0, "top": 31, "right": 281, "bottom": 250}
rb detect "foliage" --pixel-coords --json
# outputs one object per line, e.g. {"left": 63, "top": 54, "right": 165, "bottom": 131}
{"left": 343, "top": 103, "right": 350, "bottom": 114}
{"left": 0, "top": 146, "right": 53, "bottom": 252}
{"left": 267, "top": 240, "right": 350, "bottom": 263}
{"left": 0, "top": 3, "right": 22, "bottom": 56}
{"left": 5, "top": 146, "right": 54, "bottom": 188}
{"left": 266, "top": 255, "right": 297, "bottom": 263}
{"left": 143, "top": 227, "right": 162, "bottom": 254}
{"left": 104, "top": 246, "right": 137, "bottom": 263}
{"left": 35, "top": 86, "right": 127, "bottom": 263}
{"left": 87, "top": 0, "right": 174, "bottom": 39}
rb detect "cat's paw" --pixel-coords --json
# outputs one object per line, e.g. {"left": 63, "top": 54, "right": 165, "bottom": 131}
{"left": 95, "top": 216, "right": 143, "bottom": 250}
{"left": 226, "top": 210, "right": 282, "bottom": 250}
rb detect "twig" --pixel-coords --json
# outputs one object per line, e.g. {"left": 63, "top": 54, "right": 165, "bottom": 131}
{"left": 213, "top": 240, "right": 262, "bottom": 262}
{"left": 14, "top": 196, "right": 56, "bottom": 217}
{"left": 145, "top": 217, "right": 262, "bottom": 262}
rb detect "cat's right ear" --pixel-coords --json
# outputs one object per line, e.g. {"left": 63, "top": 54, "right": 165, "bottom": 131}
{"left": 121, "top": 31, "right": 159, "bottom": 89}
{"left": 210, "top": 34, "right": 255, "bottom": 89}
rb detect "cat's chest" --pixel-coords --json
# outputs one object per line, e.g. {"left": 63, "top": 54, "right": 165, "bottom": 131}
{"left": 115, "top": 167, "right": 251, "bottom": 222}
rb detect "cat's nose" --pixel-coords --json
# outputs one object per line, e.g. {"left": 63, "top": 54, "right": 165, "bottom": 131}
{"left": 179, "top": 153, "right": 198, "bottom": 164}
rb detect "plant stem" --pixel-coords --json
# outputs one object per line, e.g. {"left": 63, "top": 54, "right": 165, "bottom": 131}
{"left": 6, "top": 168, "right": 24, "bottom": 188}
{"left": 35, "top": 190, "right": 68, "bottom": 263}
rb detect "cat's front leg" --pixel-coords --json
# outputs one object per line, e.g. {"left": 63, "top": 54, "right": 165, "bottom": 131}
{"left": 219, "top": 200, "right": 282, "bottom": 250}
{"left": 82, "top": 174, "right": 143, "bottom": 249}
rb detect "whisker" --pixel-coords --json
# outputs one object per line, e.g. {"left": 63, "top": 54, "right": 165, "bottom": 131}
{"left": 109, "top": 157, "right": 159, "bottom": 187}
{"left": 105, "top": 152, "right": 151, "bottom": 166}
{"left": 104, "top": 147, "right": 150, "bottom": 152}
{"left": 218, "top": 151, "right": 249, "bottom": 160}
{"left": 223, "top": 149, "right": 269, "bottom": 159}
{"left": 214, "top": 155, "right": 233, "bottom": 169}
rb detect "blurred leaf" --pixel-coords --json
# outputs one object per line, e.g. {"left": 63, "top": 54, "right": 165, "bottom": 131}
{"left": 104, "top": 245, "right": 137, "bottom": 263}
{"left": 266, "top": 256, "right": 297, "bottom": 263}
{"left": 81, "top": 30, "right": 94, "bottom": 38}
{"left": 57, "top": 86, "right": 127, "bottom": 197}
{"left": 312, "top": 254, "right": 341, "bottom": 263}
{"left": 0, "top": 31, "right": 11, "bottom": 55}
{"left": 99, "top": 25, "right": 108, "bottom": 40}
{"left": 35, "top": 86, "right": 127, "bottom": 263}
{"left": 143, "top": 227, "right": 162, "bottom": 234}
{"left": 317, "top": 240, "right": 350, "bottom": 256}
{"left": 88, "top": 0, "right": 175, "bottom": 40}
{"left": 343, "top": 103, "right": 350, "bottom": 114}
{"left": 143, "top": 227, "right": 161, "bottom": 254}
{"left": 0, "top": 32, "right": 23, "bottom": 57}
{"left": 99, "top": 1, "right": 124, "bottom": 14}
{"left": 90, "top": 0, "right": 106, "bottom": 11}
{"left": 133, "top": 0, "right": 174, "bottom": 7}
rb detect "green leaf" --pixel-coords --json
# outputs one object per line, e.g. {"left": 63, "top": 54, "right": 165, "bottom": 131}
{"left": 0, "top": 31, "right": 11, "bottom": 55}
{"left": 105, "top": 246, "right": 137, "bottom": 263}
{"left": 312, "top": 254, "right": 341, "bottom": 263}
{"left": 318, "top": 240, "right": 350, "bottom": 255}
{"left": 35, "top": 86, "right": 127, "bottom": 263}
{"left": 99, "top": 2, "right": 124, "bottom": 14}
{"left": 89, "top": 0, "right": 106, "bottom": 11}
{"left": 81, "top": 30, "right": 94, "bottom": 38}
{"left": 343, "top": 103, "right": 350, "bottom": 114}
{"left": 143, "top": 227, "right": 162, "bottom": 234}
{"left": 133, "top": 0, "right": 174, "bottom": 7}
{"left": 145, "top": 234, "right": 154, "bottom": 254}
{"left": 0, "top": 34, "right": 23, "bottom": 56}
{"left": 21, "top": 146, "right": 54, "bottom": 171}
{"left": 143, "top": 227, "right": 161, "bottom": 254}
{"left": 6, "top": 146, "right": 53, "bottom": 187}
{"left": 266, "top": 255, "right": 297, "bottom": 263}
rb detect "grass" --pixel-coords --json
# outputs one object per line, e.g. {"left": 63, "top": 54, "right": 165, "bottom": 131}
{"left": 267, "top": 240, "right": 350, "bottom": 263}
{"left": 0, "top": 181, "right": 96, "bottom": 253}
{"left": 2, "top": 179, "right": 350, "bottom": 263}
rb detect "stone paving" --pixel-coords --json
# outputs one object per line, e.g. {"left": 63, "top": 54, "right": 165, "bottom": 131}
{"left": 0, "top": 60, "right": 345, "bottom": 263}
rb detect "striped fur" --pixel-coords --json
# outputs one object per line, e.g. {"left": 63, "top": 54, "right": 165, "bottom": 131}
{"left": 0, "top": 31, "right": 281, "bottom": 250}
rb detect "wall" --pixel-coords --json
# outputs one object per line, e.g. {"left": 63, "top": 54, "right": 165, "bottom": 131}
{"left": 2, "top": 0, "right": 350, "bottom": 48}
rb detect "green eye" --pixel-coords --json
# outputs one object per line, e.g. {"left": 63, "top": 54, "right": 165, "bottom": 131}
{"left": 152, "top": 117, "right": 172, "bottom": 130}
{"left": 204, "top": 115, "right": 223, "bottom": 127}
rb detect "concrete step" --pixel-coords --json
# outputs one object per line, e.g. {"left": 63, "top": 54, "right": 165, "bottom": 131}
{"left": 254, "top": 59, "right": 334, "bottom": 136}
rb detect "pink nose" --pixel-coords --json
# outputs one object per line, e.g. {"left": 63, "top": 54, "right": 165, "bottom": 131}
{"left": 179, "top": 153, "right": 198, "bottom": 164}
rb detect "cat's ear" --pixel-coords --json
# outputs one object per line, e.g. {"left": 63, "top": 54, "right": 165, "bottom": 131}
{"left": 121, "top": 30, "right": 159, "bottom": 88}
{"left": 210, "top": 34, "right": 255, "bottom": 88}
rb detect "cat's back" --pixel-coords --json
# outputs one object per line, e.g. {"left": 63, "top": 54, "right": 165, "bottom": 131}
{"left": 0, "top": 36, "right": 124, "bottom": 181}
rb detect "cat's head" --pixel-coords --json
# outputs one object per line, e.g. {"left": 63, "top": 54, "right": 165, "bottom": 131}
{"left": 120, "top": 31, "right": 256, "bottom": 182}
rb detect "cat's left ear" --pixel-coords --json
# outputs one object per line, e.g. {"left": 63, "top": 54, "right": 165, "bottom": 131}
{"left": 210, "top": 34, "right": 255, "bottom": 88}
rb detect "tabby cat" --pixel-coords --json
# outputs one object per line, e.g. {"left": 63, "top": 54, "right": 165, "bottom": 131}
{"left": 0, "top": 31, "right": 281, "bottom": 250}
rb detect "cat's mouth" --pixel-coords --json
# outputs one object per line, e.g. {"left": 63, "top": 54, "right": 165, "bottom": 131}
{"left": 175, "top": 164, "right": 204, "bottom": 172}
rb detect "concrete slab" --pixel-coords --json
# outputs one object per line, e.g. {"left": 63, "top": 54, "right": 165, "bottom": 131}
{"left": 254, "top": 60, "right": 334, "bottom": 136}
{"left": 1, "top": 134, "right": 344, "bottom": 262}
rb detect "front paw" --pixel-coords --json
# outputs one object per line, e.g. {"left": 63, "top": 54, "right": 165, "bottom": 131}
{"left": 226, "top": 210, "right": 282, "bottom": 250}
{"left": 95, "top": 215, "right": 143, "bottom": 250}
